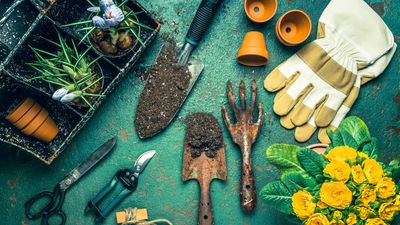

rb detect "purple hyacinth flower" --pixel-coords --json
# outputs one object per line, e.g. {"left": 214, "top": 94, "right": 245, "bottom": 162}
{"left": 99, "top": 0, "right": 115, "bottom": 11}
{"left": 103, "top": 5, "right": 124, "bottom": 27}
{"left": 92, "top": 15, "right": 109, "bottom": 29}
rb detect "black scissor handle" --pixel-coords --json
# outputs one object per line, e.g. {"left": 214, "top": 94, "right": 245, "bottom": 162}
{"left": 25, "top": 190, "right": 56, "bottom": 220}
{"left": 41, "top": 192, "right": 66, "bottom": 225}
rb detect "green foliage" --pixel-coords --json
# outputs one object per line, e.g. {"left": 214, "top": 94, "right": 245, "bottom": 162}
{"left": 298, "top": 148, "right": 325, "bottom": 177}
{"left": 281, "top": 172, "right": 316, "bottom": 193}
{"left": 362, "top": 137, "right": 379, "bottom": 159}
{"left": 266, "top": 144, "right": 307, "bottom": 177}
{"left": 260, "top": 181, "right": 293, "bottom": 214}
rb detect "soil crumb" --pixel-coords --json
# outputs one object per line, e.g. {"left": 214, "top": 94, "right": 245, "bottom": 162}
{"left": 185, "top": 113, "right": 223, "bottom": 158}
{"left": 135, "top": 44, "right": 191, "bottom": 138}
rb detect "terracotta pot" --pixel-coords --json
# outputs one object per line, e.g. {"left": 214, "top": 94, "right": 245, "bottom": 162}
{"left": 6, "top": 97, "right": 35, "bottom": 123}
{"left": 275, "top": 10, "right": 312, "bottom": 46}
{"left": 12, "top": 102, "right": 42, "bottom": 130}
{"left": 244, "top": 0, "right": 277, "bottom": 23}
{"left": 21, "top": 108, "right": 49, "bottom": 136}
{"left": 307, "top": 143, "right": 329, "bottom": 154}
{"left": 31, "top": 115, "right": 59, "bottom": 143}
{"left": 237, "top": 31, "right": 269, "bottom": 66}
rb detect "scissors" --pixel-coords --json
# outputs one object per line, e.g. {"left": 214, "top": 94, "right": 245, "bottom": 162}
{"left": 24, "top": 136, "right": 117, "bottom": 225}
{"left": 85, "top": 150, "right": 155, "bottom": 222}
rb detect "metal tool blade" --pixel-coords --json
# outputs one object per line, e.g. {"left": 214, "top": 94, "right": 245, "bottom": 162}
{"left": 58, "top": 136, "right": 117, "bottom": 190}
{"left": 132, "top": 150, "right": 156, "bottom": 174}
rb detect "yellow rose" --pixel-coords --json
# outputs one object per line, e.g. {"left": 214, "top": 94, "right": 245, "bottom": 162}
{"left": 317, "top": 200, "right": 328, "bottom": 209}
{"left": 346, "top": 213, "right": 357, "bottom": 225}
{"left": 320, "top": 182, "right": 352, "bottom": 209}
{"left": 305, "top": 213, "right": 330, "bottom": 225}
{"left": 358, "top": 185, "right": 377, "bottom": 204}
{"left": 326, "top": 146, "right": 357, "bottom": 163}
{"left": 365, "top": 218, "right": 388, "bottom": 225}
{"left": 358, "top": 152, "right": 369, "bottom": 160}
{"left": 352, "top": 164, "right": 366, "bottom": 184}
{"left": 355, "top": 204, "right": 374, "bottom": 220}
{"left": 376, "top": 177, "right": 396, "bottom": 199}
{"left": 333, "top": 210, "right": 343, "bottom": 220}
{"left": 329, "top": 220, "right": 345, "bottom": 225}
{"left": 363, "top": 159, "right": 384, "bottom": 185}
{"left": 378, "top": 202, "right": 397, "bottom": 220}
{"left": 324, "top": 161, "right": 351, "bottom": 182}
{"left": 394, "top": 195, "right": 400, "bottom": 206}
{"left": 292, "top": 190, "right": 316, "bottom": 220}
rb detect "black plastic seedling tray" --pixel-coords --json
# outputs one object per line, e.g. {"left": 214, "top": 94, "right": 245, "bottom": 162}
{"left": 0, "top": 0, "right": 160, "bottom": 164}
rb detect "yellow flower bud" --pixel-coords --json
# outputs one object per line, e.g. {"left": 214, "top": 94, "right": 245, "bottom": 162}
{"left": 351, "top": 164, "right": 366, "bottom": 184}
{"left": 346, "top": 213, "right": 357, "bottom": 225}
{"left": 363, "top": 159, "right": 383, "bottom": 185}
{"left": 358, "top": 185, "right": 377, "bottom": 204}
{"left": 324, "top": 161, "right": 351, "bottom": 182}
{"left": 305, "top": 213, "right": 330, "bottom": 225}
{"left": 378, "top": 202, "right": 397, "bottom": 220}
{"left": 292, "top": 190, "right": 316, "bottom": 220}
{"left": 376, "top": 177, "right": 396, "bottom": 199}
{"left": 365, "top": 218, "right": 388, "bottom": 225}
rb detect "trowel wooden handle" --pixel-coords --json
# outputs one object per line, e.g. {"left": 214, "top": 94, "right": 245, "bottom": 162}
{"left": 240, "top": 149, "right": 256, "bottom": 211}
{"left": 199, "top": 182, "right": 214, "bottom": 225}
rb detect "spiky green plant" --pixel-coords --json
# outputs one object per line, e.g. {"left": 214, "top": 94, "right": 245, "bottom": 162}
{"left": 62, "top": 0, "right": 154, "bottom": 47}
{"left": 27, "top": 30, "right": 104, "bottom": 109}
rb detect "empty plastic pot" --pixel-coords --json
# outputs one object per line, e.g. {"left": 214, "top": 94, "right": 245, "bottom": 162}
{"left": 244, "top": 0, "right": 277, "bottom": 23}
{"left": 237, "top": 31, "right": 269, "bottom": 66}
{"left": 275, "top": 10, "right": 312, "bottom": 46}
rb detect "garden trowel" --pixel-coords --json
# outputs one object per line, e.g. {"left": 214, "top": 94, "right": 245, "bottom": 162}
{"left": 182, "top": 136, "right": 227, "bottom": 225}
{"left": 135, "top": 0, "right": 223, "bottom": 139}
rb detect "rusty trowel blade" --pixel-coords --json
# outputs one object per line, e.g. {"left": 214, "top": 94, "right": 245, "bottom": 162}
{"left": 182, "top": 144, "right": 227, "bottom": 182}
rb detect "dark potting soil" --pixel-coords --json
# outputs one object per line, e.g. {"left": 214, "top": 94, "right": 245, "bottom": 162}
{"left": 135, "top": 44, "right": 191, "bottom": 138}
{"left": 185, "top": 113, "right": 223, "bottom": 158}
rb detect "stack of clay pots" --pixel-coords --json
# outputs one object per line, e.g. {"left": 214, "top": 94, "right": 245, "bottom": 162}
{"left": 237, "top": 0, "right": 312, "bottom": 66}
{"left": 6, "top": 97, "right": 59, "bottom": 143}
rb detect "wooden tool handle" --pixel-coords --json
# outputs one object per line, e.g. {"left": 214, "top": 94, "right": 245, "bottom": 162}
{"left": 240, "top": 148, "right": 256, "bottom": 211}
{"left": 199, "top": 182, "right": 214, "bottom": 225}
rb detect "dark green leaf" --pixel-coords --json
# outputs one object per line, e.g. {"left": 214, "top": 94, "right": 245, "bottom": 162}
{"left": 266, "top": 144, "right": 307, "bottom": 176}
{"left": 298, "top": 148, "right": 324, "bottom": 177}
{"left": 281, "top": 172, "right": 316, "bottom": 192}
{"left": 260, "top": 181, "right": 293, "bottom": 214}
{"left": 362, "top": 137, "right": 379, "bottom": 159}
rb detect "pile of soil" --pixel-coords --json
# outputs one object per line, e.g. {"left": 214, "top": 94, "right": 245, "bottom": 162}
{"left": 185, "top": 113, "right": 223, "bottom": 158}
{"left": 135, "top": 45, "right": 191, "bottom": 138}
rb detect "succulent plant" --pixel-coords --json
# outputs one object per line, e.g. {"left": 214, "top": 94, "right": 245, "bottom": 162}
{"left": 27, "top": 30, "right": 104, "bottom": 109}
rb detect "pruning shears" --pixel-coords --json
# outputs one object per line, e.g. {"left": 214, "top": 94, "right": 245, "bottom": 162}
{"left": 85, "top": 150, "right": 156, "bottom": 222}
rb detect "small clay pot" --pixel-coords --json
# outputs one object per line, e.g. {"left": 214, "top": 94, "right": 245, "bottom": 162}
{"left": 237, "top": 31, "right": 269, "bottom": 66}
{"left": 244, "top": 0, "right": 277, "bottom": 23}
{"left": 275, "top": 10, "right": 312, "bottom": 46}
{"left": 307, "top": 143, "right": 329, "bottom": 154}
{"left": 21, "top": 108, "right": 49, "bottom": 136}
{"left": 12, "top": 102, "right": 42, "bottom": 130}
{"left": 31, "top": 115, "right": 59, "bottom": 143}
{"left": 6, "top": 97, "right": 35, "bottom": 123}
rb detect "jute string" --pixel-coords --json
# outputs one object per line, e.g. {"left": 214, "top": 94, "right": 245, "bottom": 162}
{"left": 122, "top": 208, "right": 173, "bottom": 225}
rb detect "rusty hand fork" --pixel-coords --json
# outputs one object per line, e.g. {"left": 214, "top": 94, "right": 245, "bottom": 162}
{"left": 221, "top": 80, "right": 263, "bottom": 211}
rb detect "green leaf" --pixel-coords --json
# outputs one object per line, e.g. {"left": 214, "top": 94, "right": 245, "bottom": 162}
{"left": 266, "top": 144, "right": 306, "bottom": 175}
{"left": 281, "top": 172, "right": 316, "bottom": 192}
{"left": 298, "top": 148, "right": 324, "bottom": 177}
{"left": 362, "top": 137, "right": 379, "bottom": 159}
{"left": 260, "top": 181, "right": 293, "bottom": 214}
{"left": 328, "top": 130, "right": 358, "bottom": 149}
{"left": 336, "top": 116, "right": 371, "bottom": 145}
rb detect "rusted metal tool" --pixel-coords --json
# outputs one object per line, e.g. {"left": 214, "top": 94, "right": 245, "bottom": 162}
{"left": 182, "top": 115, "right": 227, "bottom": 225}
{"left": 221, "top": 80, "right": 263, "bottom": 211}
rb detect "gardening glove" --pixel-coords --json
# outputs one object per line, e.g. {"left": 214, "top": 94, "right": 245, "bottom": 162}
{"left": 264, "top": 0, "right": 395, "bottom": 140}
{"left": 283, "top": 44, "right": 397, "bottom": 143}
